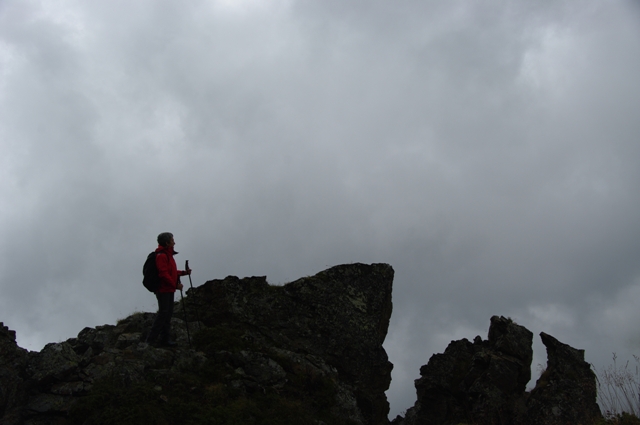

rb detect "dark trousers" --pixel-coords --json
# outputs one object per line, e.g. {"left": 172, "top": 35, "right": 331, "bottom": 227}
{"left": 147, "top": 292, "right": 175, "bottom": 343}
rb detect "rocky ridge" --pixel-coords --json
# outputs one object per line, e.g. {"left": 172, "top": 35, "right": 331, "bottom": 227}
{"left": 1, "top": 263, "right": 602, "bottom": 425}
{"left": 0, "top": 263, "right": 394, "bottom": 425}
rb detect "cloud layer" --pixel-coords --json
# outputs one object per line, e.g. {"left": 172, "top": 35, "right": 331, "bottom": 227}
{"left": 2, "top": 0, "right": 640, "bottom": 416}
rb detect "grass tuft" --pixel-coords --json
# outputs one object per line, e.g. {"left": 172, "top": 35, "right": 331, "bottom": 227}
{"left": 597, "top": 354, "right": 640, "bottom": 422}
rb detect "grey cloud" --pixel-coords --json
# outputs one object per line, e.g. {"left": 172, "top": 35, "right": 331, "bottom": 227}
{"left": 2, "top": 0, "right": 640, "bottom": 418}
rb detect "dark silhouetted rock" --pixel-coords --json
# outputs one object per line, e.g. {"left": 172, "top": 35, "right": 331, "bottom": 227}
{"left": 525, "top": 332, "right": 602, "bottom": 425}
{"left": 393, "top": 317, "right": 601, "bottom": 425}
{"left": 393, "top": 316, "right": 533, "bottom": 425}
{"left": 1, "top": 264, "right": 602, "bottom": 425}
{"left": 0, "top": 263, "right": 394, "bottom": 425}
{"left": 184, "top": 262, "right": 395, "bottom": 425}
{"left": 0, "top": 322, "right": 29, "bottom": 425}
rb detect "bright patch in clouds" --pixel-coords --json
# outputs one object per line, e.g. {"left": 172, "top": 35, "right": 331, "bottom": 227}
{"left": 528, "top": 304, "right": 575, "bottom": 330}
{"left": 212, "top": 0, "right": 292, "bottom": 16}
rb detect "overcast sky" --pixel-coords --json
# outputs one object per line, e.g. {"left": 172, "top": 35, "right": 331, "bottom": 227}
{"left": 2, "top": 0, "right": 640, "bottom": 418}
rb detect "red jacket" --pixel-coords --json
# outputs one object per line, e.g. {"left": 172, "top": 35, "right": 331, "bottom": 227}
{"left": 155, "top": 245, "right": 187, "bottom": 293}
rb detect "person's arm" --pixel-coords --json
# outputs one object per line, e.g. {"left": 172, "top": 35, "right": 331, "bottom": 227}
{"left": 156, "top": 253, "right": 175, "bottom": 289}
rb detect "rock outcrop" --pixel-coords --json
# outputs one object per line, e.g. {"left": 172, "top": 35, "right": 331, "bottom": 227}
{"left": 185, "top": 263, "right": 394, "bottom": 424}
{"left": 0, "top": 322, "right": 29, "bottom": 424}
{"left": 525, "top": 332, "right": 601, "bottom": 425}
{"left": 0, "top": 264, "right": 603, "bottom": 425}
{"left": 0, "top": 263, "right": 394, "bottom": 425}
{"left": 392, "top": 316, "right": 602, "bottom": 425}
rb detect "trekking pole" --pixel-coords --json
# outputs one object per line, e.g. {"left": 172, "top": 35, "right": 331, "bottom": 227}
{"left": 178, "top": 277, "right": 192, "bottom": 348}
{"left": 185, "top": 260, "right": 202, "bottom": 330}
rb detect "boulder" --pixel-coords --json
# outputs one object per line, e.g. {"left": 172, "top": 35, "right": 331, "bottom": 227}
{"left": 525, "top": 332, "right": 602, "bottom": 425}
{"left": 393, "top": 318, "right": 602, "bottom": 425}
{"left": 395, "top": 316, "right": 533, "bottom": 425}
{"left": 0, "top": 322, "right": 29, "bottom": 424}
{"left": 186, "top": 263, "right": 395, "bottom": 425}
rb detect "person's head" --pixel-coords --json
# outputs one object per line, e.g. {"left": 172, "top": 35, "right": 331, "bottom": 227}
{"left": 157, "top": 232, "right": 174, "bottom": 247}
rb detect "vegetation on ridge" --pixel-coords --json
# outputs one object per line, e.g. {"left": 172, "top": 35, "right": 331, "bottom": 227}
{"left": 596, "top": 354, "right": 640, "bottom": 424}
{"left": 67, "top": 323, "right": 356, "bottom": 425}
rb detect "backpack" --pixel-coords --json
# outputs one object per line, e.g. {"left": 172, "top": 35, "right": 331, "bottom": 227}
{"left": 142, "top": 252, "right": 161, "bottom": 292}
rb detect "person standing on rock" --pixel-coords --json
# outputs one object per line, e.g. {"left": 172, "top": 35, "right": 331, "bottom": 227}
{"left": 146, "top": 232, "right": 191, "bottom": 347}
